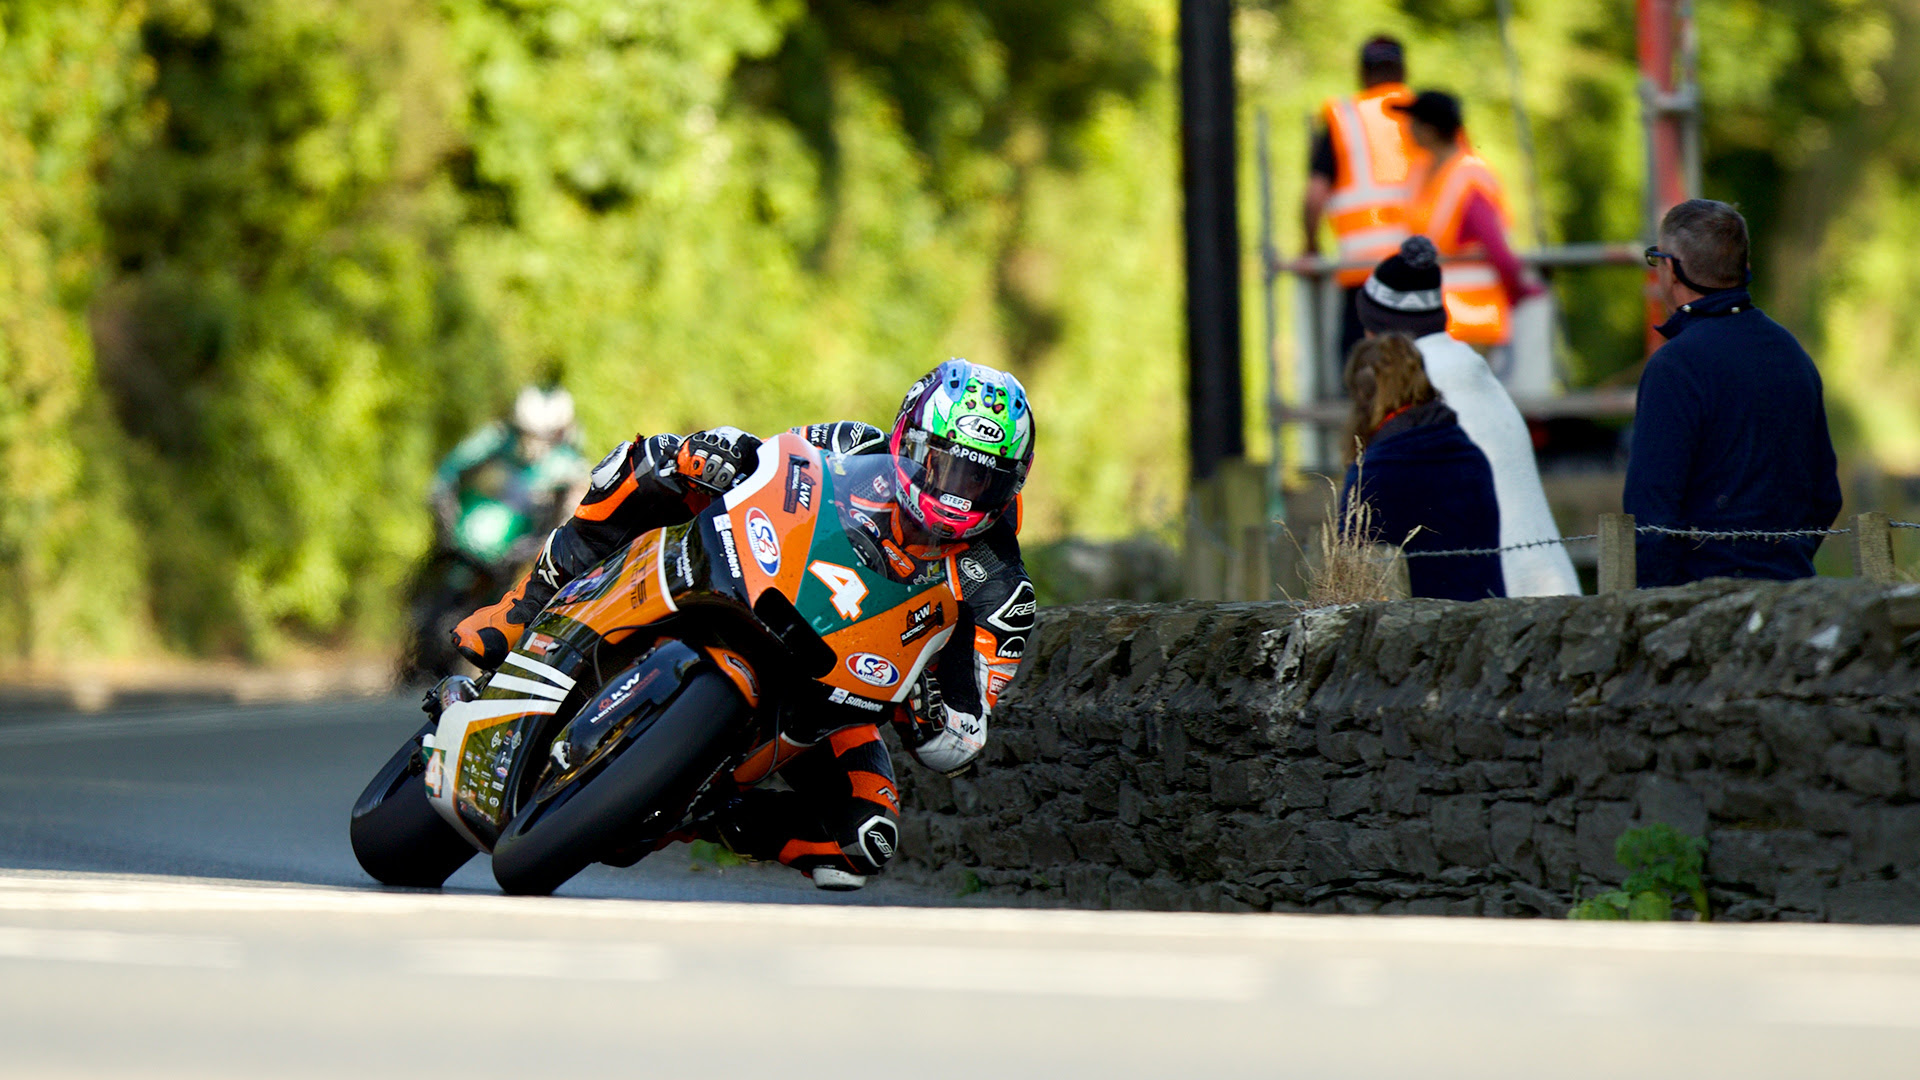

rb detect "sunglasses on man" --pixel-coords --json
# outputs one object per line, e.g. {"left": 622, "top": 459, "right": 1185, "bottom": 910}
{"left": 1644, "top": 246, "right": 1750, "bottom": 293}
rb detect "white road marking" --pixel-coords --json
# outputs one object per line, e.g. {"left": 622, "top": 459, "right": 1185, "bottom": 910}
{"left": 5, "top": 871, "right": 1920, "bottom": 966}
{"left": 0, "top": 926, "right": 240, "bottom": 968}
{"left": 1756, "top": 972, "right": 1920, "bottom": 1029}
{"left": 1318, "top": 956, "right": 1388, "bottom": 1007}
{"left": 409, "top": 939, "right": 669, "bottom": 981}
{"left": 786, "top": 944, "right": 1265, "bottom": 1001}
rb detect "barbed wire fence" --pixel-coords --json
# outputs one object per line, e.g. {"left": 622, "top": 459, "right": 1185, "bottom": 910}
{"left": 1384, "top": 512, "right": 1917, "bottom": 595}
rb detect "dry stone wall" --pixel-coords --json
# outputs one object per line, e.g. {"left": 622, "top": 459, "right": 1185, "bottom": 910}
{"left": 891, "top": 578, "right": 1920, "bottom": 921}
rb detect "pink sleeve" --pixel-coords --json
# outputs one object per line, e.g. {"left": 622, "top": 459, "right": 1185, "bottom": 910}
{"left": 1459, "top": 191, "right": 1539, "bottom": 304}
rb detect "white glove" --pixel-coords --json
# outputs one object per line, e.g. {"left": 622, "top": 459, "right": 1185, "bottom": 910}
{"left": 899, "top": 674, "right": 986, "bottom": 775}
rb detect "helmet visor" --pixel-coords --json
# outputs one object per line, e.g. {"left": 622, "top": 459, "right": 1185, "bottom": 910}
{"left": 906, "top": 435, "right": 1023, "bottom": 517}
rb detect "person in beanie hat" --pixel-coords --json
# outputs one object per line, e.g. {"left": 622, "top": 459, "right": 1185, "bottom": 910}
{"left": 1356, "top": 235, "right": 1449, "bottom": 337}
{"left": 1356, "top": 238, "right": 1579, "bottom": 596}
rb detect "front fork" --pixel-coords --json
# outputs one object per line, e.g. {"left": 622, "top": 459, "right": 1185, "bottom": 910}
{"left": 414, "top": 674, "right": 482, "bottom": 771}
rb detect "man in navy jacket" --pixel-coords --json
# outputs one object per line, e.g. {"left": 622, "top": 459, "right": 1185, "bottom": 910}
{"left": 1626, "top": 199, "right": 1841, "bottom": 586}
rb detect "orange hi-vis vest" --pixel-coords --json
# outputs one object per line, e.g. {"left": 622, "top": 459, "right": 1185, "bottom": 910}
{"left": 1321, "top": 83, "right": 1424, "bottom": 287}
{"left": 1409, "top": 151, "right": 1512, "bottom": 346}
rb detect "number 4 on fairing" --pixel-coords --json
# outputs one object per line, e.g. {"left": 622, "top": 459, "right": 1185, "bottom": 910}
{"left": 808, "top": 560, "right": 868, "bottom": 620}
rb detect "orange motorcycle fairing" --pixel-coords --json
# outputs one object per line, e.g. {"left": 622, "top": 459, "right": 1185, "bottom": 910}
{"left": 704, "top": 646, "right": 762, "bottom": 710}
{"left": 539, "top": 529, "right": 675, "bottom": 643}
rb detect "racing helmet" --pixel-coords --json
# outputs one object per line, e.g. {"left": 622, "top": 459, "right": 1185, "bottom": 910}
{"left": 512, "top": 385, "right": 575, "bottom": 442}
{"left": 889, "top": 360, "right": 1035, "bottom": 541}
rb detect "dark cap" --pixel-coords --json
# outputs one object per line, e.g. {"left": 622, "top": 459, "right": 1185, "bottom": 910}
{"left": 1391, "top": 90, "right": 1462, "bottom": 139}
{"left": 1357, "top": 236, "right": 1448, "bottom": 337}
{"left": 1360, "top": 36, "right": 1404, "bottom": 68}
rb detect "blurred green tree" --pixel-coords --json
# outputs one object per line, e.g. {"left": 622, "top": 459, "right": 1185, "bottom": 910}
{"left": 3, "top": 0, "right": 1916, "bottom": 661}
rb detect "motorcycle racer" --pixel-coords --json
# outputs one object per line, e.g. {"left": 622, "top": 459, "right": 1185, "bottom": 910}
{"left": 430, "top": 385, "right": 590, "bottom": 543}
{"left": 451, "top": 360, "right": 1036, "bottom": 889}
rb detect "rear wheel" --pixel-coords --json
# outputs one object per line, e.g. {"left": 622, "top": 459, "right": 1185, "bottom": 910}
{"left": 349, "top": 721, "right": 477, "bottom": 888}
{"left": 491, "top": 670, "right": 747, "bottom": 896}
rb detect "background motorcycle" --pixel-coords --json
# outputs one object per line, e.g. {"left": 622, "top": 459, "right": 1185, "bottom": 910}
{"left": 398, "top": 480, "right": 549, "bottom": 683}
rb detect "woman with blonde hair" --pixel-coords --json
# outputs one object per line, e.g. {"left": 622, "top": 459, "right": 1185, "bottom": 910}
{"left": 1340, "top": 332, "right": 1505, "bottom": 599}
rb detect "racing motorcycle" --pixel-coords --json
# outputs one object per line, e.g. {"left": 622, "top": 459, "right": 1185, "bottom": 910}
{"left": 351, "top": 432, "right": 962, "bottom": 895}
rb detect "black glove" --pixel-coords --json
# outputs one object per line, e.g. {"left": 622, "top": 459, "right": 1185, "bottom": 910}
{"left": 672, "top": 427, "right": 762, "bottom": 495}
{"left": 896, "top": 672, "right": 946, "bottom": 750}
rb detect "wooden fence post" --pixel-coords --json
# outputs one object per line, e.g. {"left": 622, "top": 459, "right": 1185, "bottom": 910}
{"left": 1852, "top": 512, "right": 1896, "bottom": 584}
{"left": 1598, "top": 512, "right": 1636, "bottom": 594}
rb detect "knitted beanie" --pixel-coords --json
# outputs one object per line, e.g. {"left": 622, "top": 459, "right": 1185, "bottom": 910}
{"left": 1356, "top": 236, "right": 1448, "bottom": 337}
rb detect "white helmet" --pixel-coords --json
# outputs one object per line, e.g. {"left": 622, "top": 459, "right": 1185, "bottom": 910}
{"left": 512, "top": 385, "right": 575, "bottom": 441}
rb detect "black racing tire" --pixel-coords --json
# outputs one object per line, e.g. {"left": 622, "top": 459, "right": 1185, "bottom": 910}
{"left": 490, "top": 670, "right": 748, "bottom": 897}
{"left": 350, "top": 721, "right": 478, "bottom": 888}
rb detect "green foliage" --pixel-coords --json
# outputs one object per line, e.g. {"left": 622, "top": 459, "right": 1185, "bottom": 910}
{"left": 686, "top": 839, "right": 748, "bottom": 870}
{"left": 2, "top": 1, "right": 1917, "bottom": 659}
{"left": 1568, "top": 823, "right": 1710, "bottom": 921}
{"left": 0, "top": 1, "right": 152, "bottom": 660}
{"left": 956, "top": 868, "right": 985, "bottom": 897}
{"left": 2, "top": 0, "right": 1175, "bottom": 658}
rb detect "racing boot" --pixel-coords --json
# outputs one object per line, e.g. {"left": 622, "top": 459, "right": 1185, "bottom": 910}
{"left": 701, "top": 792, "right": 870, "bottom": 891}
{"left": 451, "top": 570, "right": 554, "bottom": 671}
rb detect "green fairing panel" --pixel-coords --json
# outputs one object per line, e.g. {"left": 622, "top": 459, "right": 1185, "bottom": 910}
{"left": 791, "top": 462, "right": 935, "bottom": 637}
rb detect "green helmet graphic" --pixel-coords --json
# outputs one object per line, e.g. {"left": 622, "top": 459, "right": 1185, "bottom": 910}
{"left": 889, "top": 360, "right": 1035, "bottom": 540}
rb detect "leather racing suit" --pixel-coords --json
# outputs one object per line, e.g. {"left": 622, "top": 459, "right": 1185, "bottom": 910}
{"left": 455, "top": 421, "right": 1034, "bottom": 887}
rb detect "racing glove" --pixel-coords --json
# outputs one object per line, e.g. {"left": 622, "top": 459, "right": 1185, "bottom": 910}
{"left": 895, "top": 672, "right": 985, "bottom": 777}
{"left": 670, "top": 427, "right": 762, "bottom": 495}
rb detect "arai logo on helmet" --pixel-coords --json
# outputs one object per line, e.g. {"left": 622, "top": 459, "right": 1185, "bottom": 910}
{"left": 955, "top": 414, "right": 1006, "bottom": 445}
{"left": 846, "top": 652, "right": 901, "bottom": 688}
{"left": 744, "top": 508, "right": 781, "bottom": 574}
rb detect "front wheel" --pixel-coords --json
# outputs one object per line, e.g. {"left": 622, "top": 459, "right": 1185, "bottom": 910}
{"left": 350, "top": 721, "right": 478, "bottom": 888}
{"left": 490, "top": 670, "right": 748, "bottom": 896}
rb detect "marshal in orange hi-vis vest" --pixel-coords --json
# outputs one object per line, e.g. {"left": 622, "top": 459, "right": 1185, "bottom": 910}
{"left": 1321, "top": 83, "right": 1424, "bottom": 288}
{"left": 1409, "top": 152, "right": 1512, "bottom": 346}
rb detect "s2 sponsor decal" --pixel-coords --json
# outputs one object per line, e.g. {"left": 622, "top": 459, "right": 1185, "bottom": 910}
{"left": 997, "top": 635, "right": 1026, "bottom": 659}
{"left": 959, "top": 557, "right": 989, "bottom": 582}
{"left": 955, "top": 414, "right": 1006, "bottom": 444}
{"left": 743, "top": 508, "right": 781, "bottom": 574}
{"left": 846, "top": 652, "right": 901, "bottom": 688}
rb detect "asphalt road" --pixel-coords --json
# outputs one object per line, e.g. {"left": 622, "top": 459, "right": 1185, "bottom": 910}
{"left": 1, "top": 697, "right": 1918, "bottom": 1078}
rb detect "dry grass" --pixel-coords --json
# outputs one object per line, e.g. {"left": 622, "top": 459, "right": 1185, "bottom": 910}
{"left": 1302, "top": 461, "right": 1412, "bottom": 607}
